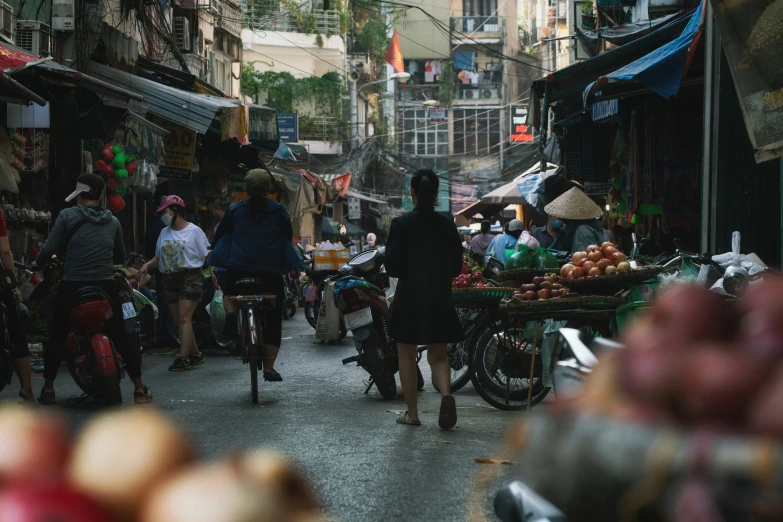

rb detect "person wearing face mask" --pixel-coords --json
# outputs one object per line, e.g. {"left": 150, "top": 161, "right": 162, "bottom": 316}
{"left": 139, "top": 195, "right": 210, "bottom": 372}
{"left": 532, "top": 215, "right": 563, "bottom": 249}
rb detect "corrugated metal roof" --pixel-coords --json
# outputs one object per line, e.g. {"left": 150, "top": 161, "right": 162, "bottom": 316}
{"left": 88, "top": 62, "right": 241, "bottom": 134}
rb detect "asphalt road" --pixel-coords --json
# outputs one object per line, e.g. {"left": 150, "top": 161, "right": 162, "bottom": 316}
{"left": 3, "top": 311, "right": 520, "bottom": 522}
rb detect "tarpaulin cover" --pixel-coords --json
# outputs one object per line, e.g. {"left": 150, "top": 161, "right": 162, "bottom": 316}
{"left": 0, "top": 42, "right": 38, "bottom": 70}
{"left": 453, "top": 50, "right": 476, "bottom": 71}
{"left": 580, "top": 12, "right": 681, "bottom": 47}
{"left": 599, "top": 0, "right": 704, "bottom": 98}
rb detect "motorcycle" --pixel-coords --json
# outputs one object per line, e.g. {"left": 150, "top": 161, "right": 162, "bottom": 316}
{"left": 333, "top": 248, "right": 423, "bottom": 399}
{"left": 281, "top": 273, "right": 298, "bottom": 320}
{"left": 0, "top": 264, "right": 31, "bottom": 394}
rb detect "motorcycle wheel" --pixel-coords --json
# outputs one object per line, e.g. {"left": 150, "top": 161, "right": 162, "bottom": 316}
{"left": 286, "top": 303, "right": 297, "bottom": 319}
{"left": 470, "top": 314, "right": 550, "bottom": 411}
{"left": 432, "top": 341, "right": 472, "bottom": 393}
{"left": 96, "top": 373, "right": 123, "bottom": 406}
{"left": 249, "top": 343, "right": 259, "bottom": 404}
{"left": 304, "top": 300, "right": 318, "bottom": 329}
{"left": 359, "top": 331, "right": 397, "bottom": 400}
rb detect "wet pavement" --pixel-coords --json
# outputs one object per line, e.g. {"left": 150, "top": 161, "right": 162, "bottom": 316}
{"left": 5, "top": 312, "right": 519, "bottom": 521}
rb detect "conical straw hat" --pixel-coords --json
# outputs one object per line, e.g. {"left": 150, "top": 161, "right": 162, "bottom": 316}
{"left": 544, "top": 187, "right": 603, "bottom": 220}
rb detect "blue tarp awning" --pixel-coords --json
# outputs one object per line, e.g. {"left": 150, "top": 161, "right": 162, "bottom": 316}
{"left": 586, "top": 0, "right": 705, "bottom": 100}
{"left": 453, "top": 50, "right": 475, "bottom": 71}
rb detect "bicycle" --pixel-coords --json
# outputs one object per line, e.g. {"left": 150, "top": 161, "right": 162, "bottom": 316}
{"left": 228, "top": 277, "right": 277, "bottom": 404}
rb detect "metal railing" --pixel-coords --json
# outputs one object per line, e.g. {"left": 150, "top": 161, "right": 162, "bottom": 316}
{"left": 455, "top": 83, "right": 502, "bottom": 101}
{"left": 248, "top": 7, "right": 342, "bottom": 35}
{"left": 398, "top": 84, "right": 440, "bottom": 104}
{"left": 450, "top": 16, "right": 505, "bottom": 37}
{"left": 299, "top": 116, "right": 343, "bottom": 142}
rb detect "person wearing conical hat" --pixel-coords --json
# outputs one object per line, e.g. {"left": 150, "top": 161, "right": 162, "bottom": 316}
{"left": 545, "top": 187, "right": 604, "bottom": 254}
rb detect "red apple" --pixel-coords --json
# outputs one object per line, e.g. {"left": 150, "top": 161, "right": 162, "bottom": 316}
{"left": 571, "top": 251, "right": 587, "bottom": 265}
{"left": 583, "top": 261, "right": 596, "bottom": 274}
{"left": 560, "top": 264, "right": 575, "bottom": 278}
{"left": 602, "top": 246, "right": 618, "bottom": 258}
{"left": 537, "top": 289, "right": 551, "bottom": 300}
{"left": 601, "top": 241, "right": 614, "bottom": 250}
{"left": 588, "top": 251, "right": 603, "bottom": 263}
{"left": 523, "top": 291, "right": 537, "bottom": 301}
{"left": 577, "top": 258, "right": 587, "bottom": 268}
{"left": 570, "top": 267, "right": 585, "bottom": 279}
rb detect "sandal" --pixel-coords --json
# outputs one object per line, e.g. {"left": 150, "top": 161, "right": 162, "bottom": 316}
{"left": 439, "top": 395, "right": 458, "bottom": 430}
{"left": 396, "top": 411, "right": 421, "bottom": 426}
{"left": 18, "top": 390, "right": 36, "bottom": 405}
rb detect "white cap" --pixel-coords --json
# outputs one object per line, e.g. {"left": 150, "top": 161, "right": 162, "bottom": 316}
{"left": 366, "top": 233, "right": 377, "bottom": 243}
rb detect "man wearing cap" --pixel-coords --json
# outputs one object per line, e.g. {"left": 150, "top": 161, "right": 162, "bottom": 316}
{"left": 34, "top": 174, "right": 152, "bottom": 404}
{"left": 485, "top": 219, "right": 524, "bottom": 267}
{"left": 545, "top": 187, "right": 604, "bottom": 254}
{"left": 209, "top": 169, "right": 302, "bottom": 382}
{"left": 363, "top": 233, "right": 377, "bottom": 251}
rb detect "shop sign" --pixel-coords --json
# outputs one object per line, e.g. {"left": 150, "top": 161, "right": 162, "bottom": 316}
{"left": 277, "top": 113, "right": 298, "bottom": 143}
{"left": 429, "top": 107, "right": 446, "bottom": 123}
{"left": 348, "top": 198, "right": 361, "bottom": 220}
{"left": 292, "top": 236, "right": 302, "bottom": 246}
{"left": 510, "top": 105, "right": 534, "bottom": 143}
{"left": 585, "top": 182, "right": 613, "bottom": 196}
{"left": 711, "top": 0, "right": 783, "bottom": 163}
{"left": 158, "top": 120, "right": 196, "bottom": 181}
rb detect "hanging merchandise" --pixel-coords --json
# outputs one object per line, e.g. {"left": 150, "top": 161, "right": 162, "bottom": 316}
{"left": 92, "top": 140, "right": 138, "bottom": 214}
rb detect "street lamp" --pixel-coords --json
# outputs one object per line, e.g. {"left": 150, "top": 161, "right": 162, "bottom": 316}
{"left": 350, "top": 72, "right": 411, "bottom": 148}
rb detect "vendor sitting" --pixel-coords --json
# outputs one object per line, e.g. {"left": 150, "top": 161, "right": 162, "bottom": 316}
{"left": 545, "top": 187, "right": 604, "bottom": 254}
{"left": 485, "top": 219, "right": 524, "bottom": 267}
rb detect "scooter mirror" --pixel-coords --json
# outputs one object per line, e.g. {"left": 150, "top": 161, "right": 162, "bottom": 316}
{"left": 494, "top": 481, "right": 527, "bottom": 522}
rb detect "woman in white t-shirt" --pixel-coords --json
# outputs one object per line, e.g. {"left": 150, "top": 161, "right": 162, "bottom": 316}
{"left": 139, "top": 195, "right": 210, "bottom": 372}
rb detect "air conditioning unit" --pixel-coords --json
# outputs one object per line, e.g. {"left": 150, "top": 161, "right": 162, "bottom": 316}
{"left": 462, "top": 89, "right": 477, "bottom": 99}
{"left": 0, "top": 2, "right": 13, "bottom": 40}
{"left": 15, "top": 20, "right": 50, "bottom": 56}
{"left": 52, "top": 0, "right": 75, "bottom": 31}
{"left": 173, "top": 17, "right": 191, "bottom": 52}
{"left": 192, "top": 28, "right": 206, "bottom": 56}
{"left": 481, "top": 88, "right": 499, "bottom": 99}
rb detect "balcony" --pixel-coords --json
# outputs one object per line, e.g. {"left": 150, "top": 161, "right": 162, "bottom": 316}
{"left": 214, "top": 0, "right": 242, "bottom": 38}
{"left": 454, "top": 83, "right": 502, "bottom": 103}
{"left": 248, "top": 6, "right": 341, "bottom": 35}
{"left": 450, "top": 16, "right": 505, "bottom": 44}
{"left": 398, "top": 84, "right": 440, "bottom": 105}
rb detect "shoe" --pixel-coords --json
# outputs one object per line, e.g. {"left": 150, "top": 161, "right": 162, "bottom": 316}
{"left": 18, "top": 390, "right": 37, "bottom": 405}
{"left": 38, "top": 386, "right": 56, "bottom": 405}
{"left": 263, "top": 369, "right": 283, "bottom": 382}
{"left": 439, "top": 395, "right": 458, "bottom": 430}
{"left": 189, "top": 353, "right": 205, "bottom": 367}
{"left": 168, "top": 357, "right": 191, "bottom": 371}
{"left": 134, "top": 386, "right": 154, "bottom": 404}
{"left": 396, "top": 411, "right": 421, "bottom": 426}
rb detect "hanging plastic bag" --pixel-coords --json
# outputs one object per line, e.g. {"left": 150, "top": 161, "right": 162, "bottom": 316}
{"left": 518, "top": 231, "right": 540, "bottom": 250}
{"left": 209, "top": 290, "right": 227, "bottom": 345}
{"left": 712, "top": 231, "right": 743, "bottom": 269}
{"left": 533, "top": 248, "right": 559, "bottom": 269}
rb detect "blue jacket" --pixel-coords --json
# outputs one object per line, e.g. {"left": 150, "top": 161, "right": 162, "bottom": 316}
{"left": 486, "top": 233, "right": 518, "bottom": 267}
{"left": 208, "top": 197, "right": 302, "bottom": 274}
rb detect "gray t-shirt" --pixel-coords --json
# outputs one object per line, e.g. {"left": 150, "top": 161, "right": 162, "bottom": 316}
{"left": 37, "top": 205, "right": 125, "bottom": 281}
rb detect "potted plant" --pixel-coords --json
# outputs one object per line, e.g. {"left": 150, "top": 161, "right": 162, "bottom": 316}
{"left": 581, "top": 1, "right": 596, "bottom": 30}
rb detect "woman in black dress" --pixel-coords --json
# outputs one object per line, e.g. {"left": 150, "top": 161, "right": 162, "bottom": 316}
{"left": 386, "top": 170, "right": 464, "bottom": 428}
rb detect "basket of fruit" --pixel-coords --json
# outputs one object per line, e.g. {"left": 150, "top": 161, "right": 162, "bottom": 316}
{"left": 560, "top": 242, "right": 662, "bottom": 293}
{"left": 453, "top": 262, "right": 516, "bottom": 301}
{"left": 507, "top": 281, "right": 783, "bottom": 522}
{"left": 502, "top": 274, "right": 580, "bottom": 310}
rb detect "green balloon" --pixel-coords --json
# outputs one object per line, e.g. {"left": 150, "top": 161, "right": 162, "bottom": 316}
{"left": 612, "top": 176, "right": 624, "bottom": 190}
{"left": 118, "top": 181, "right": 128, "bottom": 196}
{"left": 617, "top": 201, "right": 627, "bottom": 214}
{"left": 112, "top": 153, "right": 126, "bottom": 168}
{"left": 620, "top": 190, "right": 627, "bottom": 201}
{"left": 110, "top": 145, "right": 122, "bottom": 156}
{"left": 115, "top": 169, "right": 128, "bottom": 180}
{"left": 125, "top": 155, "right": 135, "bottom": 164}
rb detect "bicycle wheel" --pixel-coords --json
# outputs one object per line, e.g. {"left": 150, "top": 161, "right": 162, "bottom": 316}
{"left": 249, "top": 342, "right": 259, "bottom": 404}
{"left": 470, "top": 313, "right": 550, "bottom": 411}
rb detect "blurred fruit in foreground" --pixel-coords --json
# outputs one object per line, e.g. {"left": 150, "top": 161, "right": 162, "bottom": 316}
{"left": 0, "top": 407, "right": 70, "bottom": 485}
{"left": 0, "top": 482, "right": 111, "bottom": 522}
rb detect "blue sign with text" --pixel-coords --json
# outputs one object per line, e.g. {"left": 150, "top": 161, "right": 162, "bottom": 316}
{"left": 277, "top": 113, "right": 298, "bottom": 143}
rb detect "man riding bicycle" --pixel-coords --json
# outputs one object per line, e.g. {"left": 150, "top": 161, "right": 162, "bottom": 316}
{"left": 34, "top": 174, "right": 152, "bottom": 404}
{"left": 209, "top": 169, "right": 302, "bottom": 382}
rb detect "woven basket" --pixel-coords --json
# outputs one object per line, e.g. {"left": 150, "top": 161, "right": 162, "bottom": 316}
{"left": 562, "top": 266, "right": 663, "bottom": 294}
{"left": 452, "top": 287, "right": 516, "bottom": 302}
{"left": 500, "top": 295, "right": 582, "bottom": 310}
{"left": 496, "top": 268, "right": 553, "bottom": 283}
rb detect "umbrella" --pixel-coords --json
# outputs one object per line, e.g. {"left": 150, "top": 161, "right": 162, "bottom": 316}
{"left": 480, "top": 163, "right": 560, "bottom": 209}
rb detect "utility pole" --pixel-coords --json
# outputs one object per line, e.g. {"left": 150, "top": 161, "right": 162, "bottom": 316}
{"left": 349, "top": 59, "right": 361, "bottom": 149}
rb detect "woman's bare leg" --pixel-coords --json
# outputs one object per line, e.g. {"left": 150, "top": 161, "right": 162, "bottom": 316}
{"left": 175, "top": 299, "right": 200, "bottom": 359}
{"left": 397, "top": 343, "right": 420, "bottom": 422}
{"left": 427, "top": 343, "right": 450, "bottom": 396}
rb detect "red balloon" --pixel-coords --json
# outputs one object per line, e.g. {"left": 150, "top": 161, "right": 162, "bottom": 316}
{"left": 108, "top": 193, "right": 125, "bottom": 213}
{"left": 126, "top": 161, "right": 136, "bottom": 176}
{"left": 106, "top": 178, "right": 118, "bottom": 191}
{"left": 94, "top": 160, "right": 106, "bottom": 172}
{"left": 102, "top": 149, "right": 114, "bottom": 163}
{"left": 103, "top": 165, "right": 115, "bottom": 178}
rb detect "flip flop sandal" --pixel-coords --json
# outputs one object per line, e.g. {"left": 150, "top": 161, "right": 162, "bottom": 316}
{"left": 396, "top": 411, "right": 421, "bottom": 426}
{"left": 439, "top": 395, "right": 457, "bottom": 430}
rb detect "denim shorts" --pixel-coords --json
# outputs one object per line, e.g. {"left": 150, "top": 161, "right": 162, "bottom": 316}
{"left": 163, "top": 268, "right": 203, "bottom": 304}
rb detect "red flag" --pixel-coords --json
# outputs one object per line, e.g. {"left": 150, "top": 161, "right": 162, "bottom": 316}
{"left": 385, "top": 31, "right": 404, "bottom": 74}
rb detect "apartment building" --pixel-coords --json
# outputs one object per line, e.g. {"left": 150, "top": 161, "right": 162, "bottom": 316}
{"left": 393, "top": 0, "right": 539, "bottom": 212}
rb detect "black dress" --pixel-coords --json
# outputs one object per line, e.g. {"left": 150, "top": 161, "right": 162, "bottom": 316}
{"left": 386, "top": 208, "right": 465, "bottom": 345}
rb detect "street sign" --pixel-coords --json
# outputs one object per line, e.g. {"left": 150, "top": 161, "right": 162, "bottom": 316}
{"left": 510, "top": 105, "right": 534, "bottom": 143}
{"left": 348, "top": 198, "right": 361, "bottom": 220}
{"left": 429, "top": 107, "right": 446, "bottom": 123}
{"left": 158, "top": 120, "right": 196, "bottom": 181}
{"left": 585, "top": 182, "right": 613, "bottom": 196}
{"left": 277, "top": 113, "right": 298, "bottom": 143}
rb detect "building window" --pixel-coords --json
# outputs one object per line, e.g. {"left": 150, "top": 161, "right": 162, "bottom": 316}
{"left": 453, "top": 109, "right": 501, "bottom": 155}
{"left": 401, "top": 109, "right": 449, "bottom": 156}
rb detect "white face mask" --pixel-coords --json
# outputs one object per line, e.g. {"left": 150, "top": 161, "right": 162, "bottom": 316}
{"left": 161, "top": 213, "right": 173, "bottom": 226}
